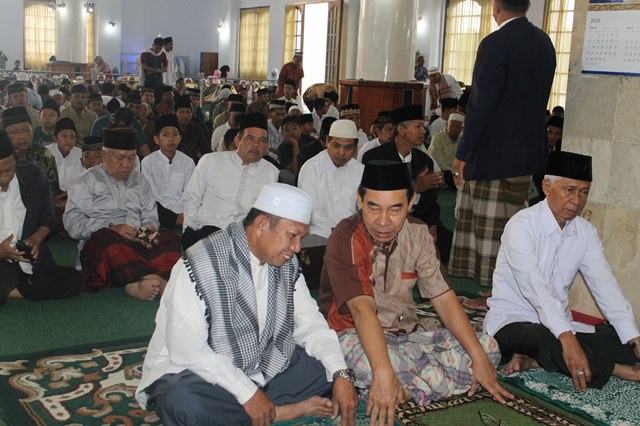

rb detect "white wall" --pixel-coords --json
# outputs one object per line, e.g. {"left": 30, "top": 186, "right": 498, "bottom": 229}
{"left": 1, "top": 0, "right": 25, "bottom": 69}
{"left": 95, "top": 0, "right": 123, "bottom": 73}
{"left": 416, "top": 0, "right": 446, "bottom": 70}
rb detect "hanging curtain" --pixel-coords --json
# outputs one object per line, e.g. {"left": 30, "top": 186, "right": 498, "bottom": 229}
{"left": 24, "top": 1, "right": 56, "bottom": 70}
{"left": 443, "top": 0, "right": 483, "bottom": 86}
{"left": 86, "top": 9, "right": 95, "bottom": 64}
{"left": 283, "top": 5, "right": 298, "bottom": 65}
{"left": 545, "top": 0, "right": 575, "bottom": 109}
{"left": 239, "top": 7, "right": 270, "bottom": 80}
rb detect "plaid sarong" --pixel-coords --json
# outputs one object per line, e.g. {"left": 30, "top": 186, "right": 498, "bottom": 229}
{"left": 80, "top": 228, "right": 181, "bottom": 290}
{"left": 339, "top": 328, "right": 500, "bottom": 406}
{"left": 447, "top": 176, "right": 530, "bottom": 286}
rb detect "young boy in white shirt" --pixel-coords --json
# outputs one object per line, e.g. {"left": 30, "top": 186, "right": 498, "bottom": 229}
{"left": 141, "top": 114, "right": 195, "bottom": 229}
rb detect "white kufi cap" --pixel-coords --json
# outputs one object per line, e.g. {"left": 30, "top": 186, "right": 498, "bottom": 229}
{"left": 253, "top": 183, "right": 313, "bottom": 225}
{"left": 448, "top": 113, "right": 465, "bottom": 123}
{"left": 329, "top": 119, "right": 358, "bottom": 139}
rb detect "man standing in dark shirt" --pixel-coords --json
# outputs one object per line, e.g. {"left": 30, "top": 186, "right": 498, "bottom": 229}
{"left": 140, "top": 38, "right": 168, "bottom": 90}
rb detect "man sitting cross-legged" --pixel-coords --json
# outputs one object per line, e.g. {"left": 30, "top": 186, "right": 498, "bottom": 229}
{"left": 63, "top": 128, "right": 181, "bottom": 301}
{"left": 0, "top": 130, "right": 83, "bottom": 306}
{"left": 320, "top": 161, "right": 513, "bottom": 425}
{"left": 136, "top": 183, "right": 358, "bottom": 426}
{"left": 485, "top": 151, "right": 640, "bottom": 390}
{"left": 181, "top": 113, "right": 279, "bottom": 250}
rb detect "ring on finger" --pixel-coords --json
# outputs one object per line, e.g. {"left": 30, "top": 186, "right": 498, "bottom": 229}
{"left": 576, "top": 370, "right": 585, "bottom": 377}
{"left": 454, "top": 172, "right": 460, "bottom": 177}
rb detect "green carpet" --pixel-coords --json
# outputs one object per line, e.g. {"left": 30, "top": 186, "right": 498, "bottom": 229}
{"left": 503, "top": 369, "right": 640, "bottom": 426}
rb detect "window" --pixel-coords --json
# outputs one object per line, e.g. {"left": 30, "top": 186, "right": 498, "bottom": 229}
{"left": 24, "top": 0, "right": 56, "bottom": 70}
{"left": 86, "top": 6, "right": 95, "bottom": 64}
{"left": 442, "top": 0, "right": 496, "bottom": 86}
{"left": 544, "top": 0, "right": 575, "bottom": 109}
{"left": 283, "top": 5, "right": 304, "bottom": 65}
{"left": 239, "top": 7, "right": 270, "bottom": 80}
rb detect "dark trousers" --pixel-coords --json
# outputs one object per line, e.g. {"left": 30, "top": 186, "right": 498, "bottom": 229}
{"left": 0, "top": 246, "right": 83, "bottom": 306}
{"left": 181, "top": 225, "right": 220, "bottom": 251}
{"left": 495, "top": 322, "right": 639, "bottom": 388}
{"left": 157, "top": 203, "right": 179, "bottom": 229}
{"left": 146, "top": 346, "right": 333, "bottom": 426}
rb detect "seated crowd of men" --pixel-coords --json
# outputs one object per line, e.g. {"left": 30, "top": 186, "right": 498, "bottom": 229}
{"left": 1, "top": 60, "right": 639, "bottom": 426}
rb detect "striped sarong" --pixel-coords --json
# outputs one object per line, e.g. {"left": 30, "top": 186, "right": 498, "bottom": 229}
{"left": 447, "top": 176, "right": 530, "bottom": 286}
{"left": 339, "top": 328, "right": 500, "bottom": 406}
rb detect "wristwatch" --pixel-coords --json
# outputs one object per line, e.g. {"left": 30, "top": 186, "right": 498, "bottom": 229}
{"left": 333, "top": 368, "right": 356, "bottom": 384}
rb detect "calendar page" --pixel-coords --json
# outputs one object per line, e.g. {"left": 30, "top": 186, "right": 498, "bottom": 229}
{"left": 582, "top": 10, "right": 640, "bottom": 76}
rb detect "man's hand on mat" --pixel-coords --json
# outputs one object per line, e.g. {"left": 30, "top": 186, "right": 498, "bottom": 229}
{"left": 468, "top": 354, "right": 514, "bottom": 404}
{"left": 332, "top": 377, "right": 357, "bottom": 425}
{"left": 0, "top": 234, "right": 30, "bottom": 263}
{"left": 559, "top": 332, "right": 591, "bottom": 391}
{"left": 367, "top": 370, "right": 405, "bottom": 426}
{"left": 243, "top": 389, "right": 276, "bottom": 426}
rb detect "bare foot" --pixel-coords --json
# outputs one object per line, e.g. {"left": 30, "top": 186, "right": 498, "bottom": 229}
{"left": 124, "top": 278, "right": 161, "bottom": 301}
{"left": 141, "top": 274, "right": 168, "bottom": 295}
{"left": 275, "top": 396, "right": 333, "bottom": 421}
{"left": 501, "top": 354, "right": 540, "bottom": 375}
{"left": 613, "top": 363, "right": 640, "bottom": 382}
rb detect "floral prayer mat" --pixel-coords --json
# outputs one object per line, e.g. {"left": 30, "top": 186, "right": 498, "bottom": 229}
{"left": 0, "top": 340, "right": 160, "bottom": 426}
{"left": 416, "top": 295, "right": 487, "bottom": 332}
{"left": 502, "top": 369, "right": 640, "bottom": 426}
{"left": 395, "top": 387, "right": 592, "bottom": 426}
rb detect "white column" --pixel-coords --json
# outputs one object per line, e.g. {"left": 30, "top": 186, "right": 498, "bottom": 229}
{"left": 56, "top": 0, "right": 85, "bottom": 63}
{"left": 355, "top": 0, "right": 417, "bottom": 81}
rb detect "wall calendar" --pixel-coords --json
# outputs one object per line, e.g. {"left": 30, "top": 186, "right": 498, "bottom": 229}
{"left": 582, "top": 10, "right": 640, "bottom": 76}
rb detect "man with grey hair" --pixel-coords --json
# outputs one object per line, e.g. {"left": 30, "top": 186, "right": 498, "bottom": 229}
{"left": 485, "top": 151, "right": 640, "bottom": 390}
{"left": 136, "top": 183, "right": 357, "bottom": 426}
{"left": 64, "top": 128, "right": 181, "bottom": 301}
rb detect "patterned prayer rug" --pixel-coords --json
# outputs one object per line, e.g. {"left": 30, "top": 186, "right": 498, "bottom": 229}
{"left": 502, "top": 369, "right": 640, "bottom": 426}
{"left": 416, "top": 295, "right": 487, "bottom": 332}
{"left": 0, "top": 340, "right": 159, "bottom": 426}
{"left": 395, "top": 387, "right": 592, "bottom": 426}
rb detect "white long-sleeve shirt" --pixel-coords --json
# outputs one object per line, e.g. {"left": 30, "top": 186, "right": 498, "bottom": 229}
{"left": 140, "top": 150, "right": 195, "bottom": 214}
{"left": 211, "top": 122, "right": 230, "bottom": 152}
{"left": 357, "top": 138, "right": 381, "bottom": 163}
{"left": 182, "top": 151, "right": 278, "bottom": 231}
{"left": 298, "top": 151, "right": 363, "bottom": 238}
{"left": 136, "top": 256, "right": 347, "bottom": 407}
{"left": 46, "top": 145, "right": 84, "bottom": 192}
{"left": 485, "top": 198, "right": 640, "bottom": 344}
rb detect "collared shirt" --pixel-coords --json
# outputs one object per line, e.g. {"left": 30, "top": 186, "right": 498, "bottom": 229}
{"left": 319, "top": 213, "right": 450, "bottom": 332}
{"left": 64, "top": 165, "right": 158, "bottom": 243}
{"left": 18, "top": 143, "right": 61, "bottom": 194}
{"left": 182, "top": 151, "right": 279, "bottom": 231}
{"left": 0, "top": 175, "right": 31, "bottom": 274}
{"left": 298, "top": 151, "right": 363, "bottom": 238}
{"left": 211, "top": 122, "right": 230, "bottom": 152}
{"left": 60, "top": 107, "right": 98, "bottom": 144}
{"left": 357, "top": 129, "right": 369, "bottom": 152}
{"left": 46, "top": 145, "right": 84, "bottom": 191}
{"left": 357, "top": 138, "right": 381, "bottom": 163}
{"left": 326, "top": 104, "right": 340, "bottom": 119}
{"left": 485, "top": 199, "right": 640, "bottom": 343}
{"left": 136, "top": 255, "right": 347, "bottom": 407}
{"left": 32, "top": 126, "right": 54, "bottom": 146}
{"left": 428, "top": 130, "right": 460, "bottom": 172}
{"left": 141, "top": 150, "right": 195, "bottom": 214}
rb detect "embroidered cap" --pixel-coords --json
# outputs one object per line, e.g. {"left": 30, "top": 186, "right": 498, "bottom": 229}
{"left": 253, "top": 183, "right": 313, "bottom": 225}
{"left": 82, "top": 136, "right": 103, "bottom": 152}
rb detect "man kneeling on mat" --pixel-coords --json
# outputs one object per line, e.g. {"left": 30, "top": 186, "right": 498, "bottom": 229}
{"left": 136, "top": 183, "right": 357, "bottom": 426}
{"left": 485, "top": 151, "right": 640, "bottom": 390}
